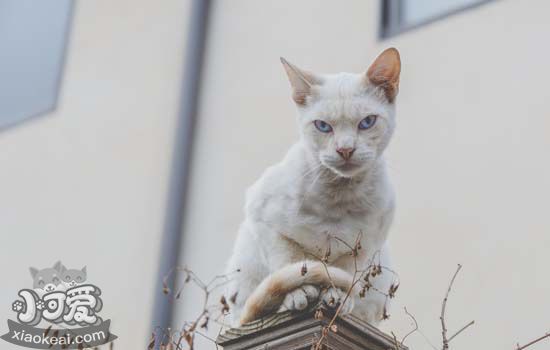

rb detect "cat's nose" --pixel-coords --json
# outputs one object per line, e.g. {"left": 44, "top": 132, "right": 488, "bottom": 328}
{"left": 336, "top": 147, "right": 355, "bottom": 160}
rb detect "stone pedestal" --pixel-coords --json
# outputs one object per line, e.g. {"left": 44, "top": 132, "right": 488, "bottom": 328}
{"left": 217, "top": 306, "right": 408, "bottom": 350}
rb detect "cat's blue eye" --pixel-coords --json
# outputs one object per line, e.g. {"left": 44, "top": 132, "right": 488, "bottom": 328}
{"left": 358, "top": 115, "right": 377, "bottom": 130}
{"left": 313, "top": 120, "right": 333, "bottom": 133}
{"left": 65, "top": 276, "right": 70, "bottom": 281}
{"left": 38, "top": 280, "right": 44, "bottom": 286}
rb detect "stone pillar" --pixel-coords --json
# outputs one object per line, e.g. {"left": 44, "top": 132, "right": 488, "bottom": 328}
{"left": 217, "top": 306, "right": 408, "bottom": 350}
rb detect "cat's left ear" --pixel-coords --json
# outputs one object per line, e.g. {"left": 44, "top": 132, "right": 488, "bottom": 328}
{"left": 366, "top": 48, "right": 401, "bottom": 102}
{"left": 59, "top": 264, "right": 67, "bottom": 274}
{"left": 280, "top": 57, "right": 322, "bottom": 106}
{"left": 53, "top": 261, "right": 63, "bottom": 272}
{"left": 81, "top": 266, "right": 87, "bottom": 274}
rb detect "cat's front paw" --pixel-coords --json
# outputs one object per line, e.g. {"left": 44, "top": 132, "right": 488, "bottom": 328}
{"left": 279, "top": 285, "right": 319, "bottom": 312}
{"left": 321, "top": 287, "right": 354, "bottom": 315}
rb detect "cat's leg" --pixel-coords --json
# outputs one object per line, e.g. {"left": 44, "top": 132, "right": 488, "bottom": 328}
{"left": 325, "top": 241, "right": 394, "bottom": 324}
{"left": 224, "top": 224, "right": 269, "bottom": 326}
{"left": 352, "top": 242, "right": 395, "bottom": 326}
{"left": 266, "top": 234, "right": 324, "bottom": 313}
{"left": 279, "top": 284, "right": 320, "bottom": 312}
{"left": 227, "top": 222, "right": 332, "bottom": 324}
{"left": 320, "top": 286, "right": 354, "bottom": 314}
{"left": 224, "top": 222, "right": 308, "bottom": 324}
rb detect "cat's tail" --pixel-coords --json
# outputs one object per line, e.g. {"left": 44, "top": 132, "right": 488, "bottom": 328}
{"left": 239, "top": 261, "right": 356, "bottom": 325}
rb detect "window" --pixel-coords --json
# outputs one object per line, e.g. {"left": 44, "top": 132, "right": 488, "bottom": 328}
{"left": 0, "top": 0, "right": 73, "bottom": 129}
{"left": 380, "top": 0, "right": 491, "bottom": 38}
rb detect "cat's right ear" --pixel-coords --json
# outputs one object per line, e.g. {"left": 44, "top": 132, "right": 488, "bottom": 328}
{"left": 29, "top": 267, "right": 38, "bottom": 278}
{"left": 280, "top": 57, "right": 322, "bottom": 106}
{"left": 366, "top": 48, "right": 401, "bottom": 102}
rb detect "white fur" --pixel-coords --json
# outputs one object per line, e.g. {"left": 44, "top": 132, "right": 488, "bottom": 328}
{"left": 225, "top": 58, "right": 398, "bottom": 327}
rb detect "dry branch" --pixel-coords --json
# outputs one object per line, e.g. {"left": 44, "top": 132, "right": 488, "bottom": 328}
{"left": 154, "top": 247, "right": 548, "bottom": 350}
{"left": 312, "top": 232, "right": 401, "bottom": 350}
{"left": 154, "top": 267, "right": 237, "bottom": 349}
{"left": 439, "top": 264, "right": 474, "bottom": 350}
{"left": 516, "top": 332, "right": 550, "bottom": 350}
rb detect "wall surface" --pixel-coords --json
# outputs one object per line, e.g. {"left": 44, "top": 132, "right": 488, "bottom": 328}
{"left": 176, "top": 0, "right": 550, "bottom": 349}
{"left": 0, "top": 0, "right": 189, "bottom": 348}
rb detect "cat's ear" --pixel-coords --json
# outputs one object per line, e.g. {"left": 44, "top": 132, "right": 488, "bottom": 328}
{"left": 280, "top": 57, "right": 322, "bottom": 106}
{"left": 366, "top": 48, "right": 401, "bottom": 102}
{"left": 53, "top": 261, "right": 63, "bottom": 272}
{"left": 29, "top": 267, "right": 38, "bottom": 278}
{"left": 81, "top": 266, "right": 87, "bottom": 275}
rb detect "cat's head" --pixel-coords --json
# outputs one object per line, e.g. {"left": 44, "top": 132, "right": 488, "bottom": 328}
{"left": 59, "top": 265, "right": 87, "bottom": 288}
{"left": 281, "top": 48, "right": 401, "bottom": 178}
{"left": 30, "top": 261, "right": 63, "bottom": 292}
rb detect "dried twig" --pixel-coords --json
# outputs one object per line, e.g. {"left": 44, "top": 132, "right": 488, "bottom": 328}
{"left": 516, "top": 332, "right": 550, "bottom": 350}
{"left": 312, "top": 232, "right": 400, "bottom": 350}
{"left": 158, "top": 246, "right": 550, "bottom": 350}
{"left": 439, "top": 264, "right": 474, "bottom": 350}
{"left": 447, "top": 320, "right": 475, "bottom": 343}
{"left": 440, "top": 264, "right": 461, "bottom": 349}
{"left": 154, "top": 267, "right": 237, "bottom": 350}
{"left": 400, "top": 307, "right": 419, "bottom": 346}
{"left": 389, "top": 307, "right": 419, "bottom": 350}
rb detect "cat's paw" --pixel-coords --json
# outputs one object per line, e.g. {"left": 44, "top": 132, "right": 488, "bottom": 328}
{"left": 321, "top": 287, "right": 354, "bottom": 315}
{"left": 35, "top": 300, "right": 45, "bottom": 311}
{"left": 12, "top": 300, "right": 24, "bottom": 312}
{"left": 279, "top": 285, "right": 320, "bottom": 312}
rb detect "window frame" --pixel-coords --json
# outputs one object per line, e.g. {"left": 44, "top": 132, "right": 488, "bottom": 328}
{"left": 379, "top": 0, "right": 496, "bottom": 39}
{"left": 0, "top": 0, "right": 74, "bottom": 130}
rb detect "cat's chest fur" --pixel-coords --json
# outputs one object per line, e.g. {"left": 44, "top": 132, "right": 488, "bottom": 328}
{"left": 289, "top": 178, "right": 386, "bottom": 258}
{"left": 247, "top": 145, "right": 392, "bottom": 261}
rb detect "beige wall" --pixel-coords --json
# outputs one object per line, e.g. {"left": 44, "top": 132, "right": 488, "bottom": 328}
{"left": 178, "top": 0, "right": 550, "bottom": 349}
{"left": 0, "top": 1, "right": 189, "bottom": 348}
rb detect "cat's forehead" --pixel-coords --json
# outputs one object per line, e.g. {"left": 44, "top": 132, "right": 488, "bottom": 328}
{"left": 306, "top": 75, "right": 388, "bottom": 121}
{"left": 317, "top": 72, "right": 365, "bottom": 98}
{"left": 37, "top": 268, "right": 58, "bottom": 277}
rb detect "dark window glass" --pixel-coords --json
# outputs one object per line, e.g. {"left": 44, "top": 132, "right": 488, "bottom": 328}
{"left": 381, "top": 0, "right": 490, "bottom": 38}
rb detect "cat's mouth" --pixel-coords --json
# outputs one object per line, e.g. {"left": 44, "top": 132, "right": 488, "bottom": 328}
{"left": 322, "top": 160, "right": 364, "bottom": 178}
{"left": 339, "top": 162, "right": 360, "bottom": 171}
{"left": 44, "top": 284, "right": 56, "bottom": 292}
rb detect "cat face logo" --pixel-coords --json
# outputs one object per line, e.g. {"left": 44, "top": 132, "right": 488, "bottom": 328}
{"left": 2, "top": 262, "right": 116, "bottom": 349}
{"left": 30, "top": 264, "right": 60, "bottom": 294}
{"left": 60, "top": 265, "right": 86, "bottom": 288}
{"left": 14, "top": 261, "right": 100, "bottom": 327}
{"left": 29, "top": 262, "right": 88, "bottom": 297}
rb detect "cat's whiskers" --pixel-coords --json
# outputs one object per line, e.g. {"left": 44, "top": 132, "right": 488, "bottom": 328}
{"left": 294, "top": 161, "right": 323, "bottom": 182}
{"left": 293, "top": 164, "right": 326, "bottom": 216}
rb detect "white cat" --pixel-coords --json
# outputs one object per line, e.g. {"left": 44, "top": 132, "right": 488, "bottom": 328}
{"left": 224, "top": 48, "right": 401, "bottom": 327}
